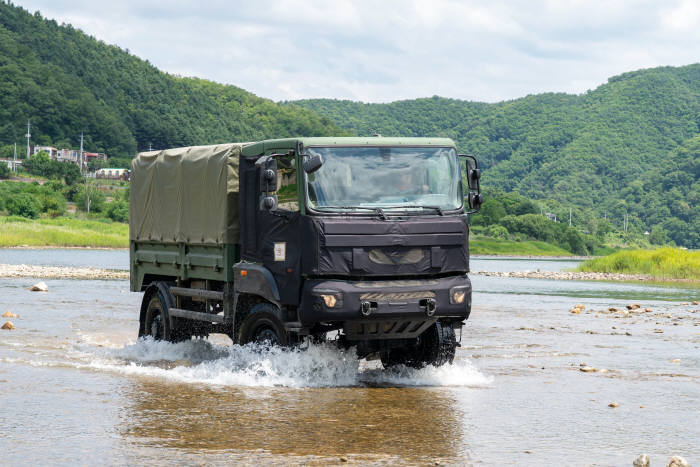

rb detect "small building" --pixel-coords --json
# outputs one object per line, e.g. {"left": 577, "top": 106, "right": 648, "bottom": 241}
{"left": 0, "top": 158, "right": 22, "bottom": 170}
{"left": 95, "top": 168, "right": 129, "bottom": 180}
{"left": 84, "top": 152, "right": 107, "bottom": 163}
{"left": 32, "top": 146, "right": 58, "bottom": 158}
{"left": 56, "top": 148, "right": 80, "bottom": 163}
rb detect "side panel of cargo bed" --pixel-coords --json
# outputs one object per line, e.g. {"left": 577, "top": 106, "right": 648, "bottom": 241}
{"left": 130, "top": 241, "right": 239, "bottom": 291}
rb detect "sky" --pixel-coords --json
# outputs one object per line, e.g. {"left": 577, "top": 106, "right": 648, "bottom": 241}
{"left": 14, "top": 0, "right": 700, "bottom": 103}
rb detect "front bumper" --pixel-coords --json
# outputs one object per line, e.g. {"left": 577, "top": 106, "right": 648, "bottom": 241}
{"left": 299, "top": 275, "right": 472, "bottom": 326}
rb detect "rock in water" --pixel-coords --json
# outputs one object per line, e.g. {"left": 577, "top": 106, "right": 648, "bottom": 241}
{"left": 2, "top": 311, "right": 18, "bottom": 318}
{"left": 633, "top": 454, "right": 650, "bottom": 467}
{"left": 2, "top": 321, "right": 16, "bottom": 330}
{"left": 608, "top": 402, "right": 619, "bottom": 408}
{"left": 29, "top": 282, "right": 48, "bottom": 292}
{"left": 667, "top": 456, "right": 689, "bottom": 467}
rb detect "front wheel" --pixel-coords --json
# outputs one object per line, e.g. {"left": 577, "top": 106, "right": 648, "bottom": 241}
{"left": 236, "top": 303, "right": 289, "bottom": 346}
{"left": 380, "top": 322, "right": 456, "bottom": 369}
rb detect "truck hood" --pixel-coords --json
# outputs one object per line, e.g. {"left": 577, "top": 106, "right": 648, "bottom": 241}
{"left": 301, "top": 216, "right": 470, "bottom": 277}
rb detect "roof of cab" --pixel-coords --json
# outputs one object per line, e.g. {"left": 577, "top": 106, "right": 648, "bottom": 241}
{"left": 241, "top": 137, "right": 456, "bottom": 156}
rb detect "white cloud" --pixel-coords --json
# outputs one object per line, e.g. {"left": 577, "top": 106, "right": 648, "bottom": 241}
{"left": 14, "top": 0, "right": 700, "bottom": 103}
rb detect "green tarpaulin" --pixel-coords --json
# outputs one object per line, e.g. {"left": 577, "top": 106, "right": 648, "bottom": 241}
{"left": 130, "top": 143, "right": 247, "bottom": 244}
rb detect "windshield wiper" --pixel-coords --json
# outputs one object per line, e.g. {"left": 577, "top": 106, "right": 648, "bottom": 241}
{"left": 317, "top": 205, "right": 387, "bottom": 220}
{"left": 386, "top": 205, "right": 444, "bottom": 216}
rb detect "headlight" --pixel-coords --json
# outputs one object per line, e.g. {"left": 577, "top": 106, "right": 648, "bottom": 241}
{"left": 450, "top": 286, "right": 469, "bottom": 304}
{"left": 320, "top": 294, "right": 337, "bottom": 308}
{"left": 314, "top": 290, "right": 343, "bottom": 308}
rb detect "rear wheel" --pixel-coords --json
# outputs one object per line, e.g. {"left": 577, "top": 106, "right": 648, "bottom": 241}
{"left": 380, "top": 322, "right": 456, "bottom": 369}
{"left": 236, "top": 302, "right": 289, "bottom": 346}
{"left": 139, "top": 283, "right": 189, "bottom": 342}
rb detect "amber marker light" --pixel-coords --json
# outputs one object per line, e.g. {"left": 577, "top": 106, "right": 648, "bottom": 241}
{"left": 320, "top": 294, "right": 337, "bottom": 308}
{"left": 240, "top": 270, "right": 247, "bottom": 277}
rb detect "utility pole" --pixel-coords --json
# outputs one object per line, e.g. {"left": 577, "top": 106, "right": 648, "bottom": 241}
{"left": 25, "top": 120, "right": 31, "bottom": 159}
{"left": 13, "top": 143, "right": 17, "bottom": 172}
{"left": 624, "top": 212, "right": 628, "bottom": 232}
{"left": 79, "top": 132, "right": 84, "bottom": 174}
{"left": 569, "top": 208, "right": 572, "bottom": 227}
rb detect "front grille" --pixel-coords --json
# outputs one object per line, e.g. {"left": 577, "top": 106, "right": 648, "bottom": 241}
{"left": 359, "top": 291, "right": 435, "bottom": 301}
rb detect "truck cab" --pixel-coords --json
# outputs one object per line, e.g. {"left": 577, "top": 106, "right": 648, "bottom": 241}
{"left": 131, "top": 137, "right": 482, "bottom": 368}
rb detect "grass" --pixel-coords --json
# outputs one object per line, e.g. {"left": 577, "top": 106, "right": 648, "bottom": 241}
{"left": 577, "top": 247, "right": 700, "bottom": 280}
{"left": 470, "top": 236, "right": 574, "bottom": 256}
{"left": 0, "top": 215, "right": 128, "bottom": 248}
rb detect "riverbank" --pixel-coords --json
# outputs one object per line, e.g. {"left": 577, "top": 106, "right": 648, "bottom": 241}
{"left": 4, "top": 262, "right": 698, "bottom": 284}
{"left": 0, "top": 263, "right": 128, "bottom": 280}
{"left": 473, "top": 269, "right": 699, "bottom": 283}
{"left": 0, "top": 216, "right": 128, "bottom": 248}
{"left": 578, "top": 248, "right": 700, "bottom": 280}
{"left": 470, "top": 237, "right": 574, "bottom": 256}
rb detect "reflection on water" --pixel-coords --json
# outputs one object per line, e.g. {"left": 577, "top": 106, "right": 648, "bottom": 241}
{"left": 122, "top": 380, "right": 467, "bottom": 463}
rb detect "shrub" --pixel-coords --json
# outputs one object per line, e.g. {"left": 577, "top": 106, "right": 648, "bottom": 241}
{"left": 0, "top": 162, "right": 10, "bottom": 179}
{"left": 75, "top": 186, "right": 105, "bottom": 212}
{"left": 6, "top": 192, "right": 42, "bottom": 218}
{"left": 485, "top": 224, "right": 509, "bottom": 239}
{"left": 106, "top": 199, "right": 129, "bottom": 222}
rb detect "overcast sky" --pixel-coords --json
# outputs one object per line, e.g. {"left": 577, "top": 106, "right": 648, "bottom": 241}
{"left": 14, "top": 0, "right": 700, "bottom": 103}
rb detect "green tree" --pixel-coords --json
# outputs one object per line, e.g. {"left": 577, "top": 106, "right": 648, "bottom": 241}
{"left": 6, "top": 192, "right": 42, "bottom": 218}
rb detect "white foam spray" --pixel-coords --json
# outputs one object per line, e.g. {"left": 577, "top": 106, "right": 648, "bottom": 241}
{"left": 72, "top": 337, "right": 492, "bottom": 389}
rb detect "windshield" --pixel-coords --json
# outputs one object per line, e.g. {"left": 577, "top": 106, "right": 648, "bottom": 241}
{"left": 305, "top": 146, "right": 462, "bottom": 213}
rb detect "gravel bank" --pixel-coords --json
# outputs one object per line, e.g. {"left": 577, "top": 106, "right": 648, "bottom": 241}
{"left": 473, "top": 270, "right": 698, "bottom": 283}
{"left": 0, "top": 263, "right": 128, "bottom": 280}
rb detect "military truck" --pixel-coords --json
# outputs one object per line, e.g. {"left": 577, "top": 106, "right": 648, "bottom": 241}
{"left": 130, "top": 137, "right": 482, "bottom": 368}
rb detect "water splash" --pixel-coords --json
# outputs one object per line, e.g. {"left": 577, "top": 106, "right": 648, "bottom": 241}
{"left": 76, "top": 337, "right": 492, "bottom": 389}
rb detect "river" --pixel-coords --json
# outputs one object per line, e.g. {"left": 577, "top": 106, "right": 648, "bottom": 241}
{"left": 0, "top": 250, "right": 698, "bottom": 465}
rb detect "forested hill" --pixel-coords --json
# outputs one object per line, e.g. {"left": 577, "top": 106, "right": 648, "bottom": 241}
{"left": 292, "top": 65, "right": 700, "bottom": 247}
{"left": 0, "top": 1, "right": 346, "bottom": 157}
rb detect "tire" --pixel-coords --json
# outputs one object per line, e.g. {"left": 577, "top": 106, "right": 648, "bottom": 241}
{"left": 236, "top": 302, "right": 289, "bottom": 346}
{"left": 139, "top": 283, "right": 189, "bottom": 343}
{"left": 380, "top": 322, "right": 456, "bottom": 369}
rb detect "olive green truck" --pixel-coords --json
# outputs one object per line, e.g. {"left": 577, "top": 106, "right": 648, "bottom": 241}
{"left": 130, "top": 137, "right": 482, "bottom": 368}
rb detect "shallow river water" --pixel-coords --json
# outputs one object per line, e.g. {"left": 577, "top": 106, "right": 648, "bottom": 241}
{"left": 0, "top": 251, "right": 698, "bottom": 465}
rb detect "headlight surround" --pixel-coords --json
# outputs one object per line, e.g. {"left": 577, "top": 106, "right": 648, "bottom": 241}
{"left": 314, "top": 290, "right": 343, "bottom": 308}
{"left": 449, "top": 286, "right": 469, "bottom": 305}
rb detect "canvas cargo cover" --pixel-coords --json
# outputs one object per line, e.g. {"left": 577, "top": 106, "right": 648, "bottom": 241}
{"left": 130, "top": 143, "right": 247, "bottom": 244}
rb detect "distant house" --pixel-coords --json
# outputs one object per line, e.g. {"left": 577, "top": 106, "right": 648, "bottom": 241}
{"left": 95, "top": 168, "right": 129, "bottom": 180}
{"left": 32, "top": 146, "right": 58, "bottom": 158}
{"left": 545, "top": 212, "right": 558, "bottom": 222}
{"left": 84, "top": 152, "right": 107, "bottom": 163}
{"left": 56, "top": 148, "right": 80, "bottom": 163}
{"left": 0, "top": 158, "right": 22, "bottom": 170}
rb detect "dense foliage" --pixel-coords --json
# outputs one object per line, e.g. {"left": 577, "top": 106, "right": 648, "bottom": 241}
{"left": 22, "top": 151, "right": 81, "bottom": 184}
{"left": 0, "top": 180, "right": 66, "bottom": 218}
{"left": 0, "top": 1, "right": 347, "bottom": 158}
{"left": 294, "top": 67, "right": 700, "bottom": 248}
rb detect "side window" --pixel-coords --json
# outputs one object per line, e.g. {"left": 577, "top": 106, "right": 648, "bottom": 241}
{"left": 275, "top": 156, "right": 299, "bottom": 211}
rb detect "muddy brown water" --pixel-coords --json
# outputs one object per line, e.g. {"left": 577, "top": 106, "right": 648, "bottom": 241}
{"left": 0, "top": 252, "right": 699, "bottom": 465}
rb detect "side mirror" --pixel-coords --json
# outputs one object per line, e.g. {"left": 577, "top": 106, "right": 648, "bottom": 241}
{"left": 459, "top": 153, "right": 482, "bottom": 213}
{"left": 257, "top": 157, "right": 278, "bottom": 193}
{"left": 303, "top": 154, "right": 323, "bottom": 174}
{"left": 468, "top": 192, "right": 483, "bottom": 210}
{"left": 464, "top": 156, "right": 480, "bottom": 190}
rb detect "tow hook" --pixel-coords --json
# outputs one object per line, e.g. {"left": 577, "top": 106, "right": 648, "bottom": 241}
{"left": 425, "top": 298, "right": 436, "bottom": 316}
{"left": 360, "top": 301, "right": 372, "bottom": 316}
